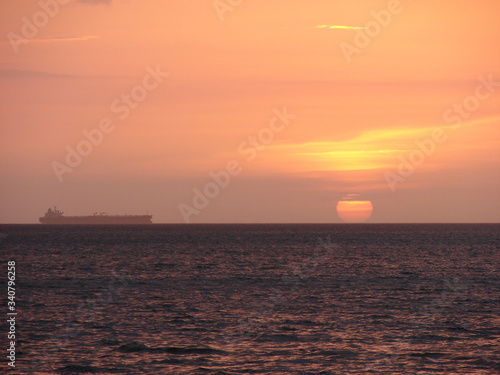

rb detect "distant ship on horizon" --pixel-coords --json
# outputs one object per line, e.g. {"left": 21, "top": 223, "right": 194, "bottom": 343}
{"left": 39, "top": 207, "right": 153, "bottom": 225}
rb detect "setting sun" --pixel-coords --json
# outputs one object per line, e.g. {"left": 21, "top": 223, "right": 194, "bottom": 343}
{"left": 336, "top": 194, "right": 373, "bottom": 223}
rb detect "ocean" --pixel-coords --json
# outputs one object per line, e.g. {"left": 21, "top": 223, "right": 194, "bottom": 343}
{"left": 1, "top": 224, "right": 499, "bottom": 374}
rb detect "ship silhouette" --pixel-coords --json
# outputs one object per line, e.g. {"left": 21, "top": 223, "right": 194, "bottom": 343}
{"left": 39, "top": 207, "right": 153, "bottom": 225}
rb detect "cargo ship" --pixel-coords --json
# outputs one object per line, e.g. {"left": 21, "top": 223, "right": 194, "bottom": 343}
{"left": 39, "top": 207, "right": 153, "bottom": 225}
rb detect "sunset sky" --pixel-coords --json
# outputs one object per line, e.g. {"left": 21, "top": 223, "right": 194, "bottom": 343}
{"left": 1, "top": 0, "right": 499, "bottom": 223}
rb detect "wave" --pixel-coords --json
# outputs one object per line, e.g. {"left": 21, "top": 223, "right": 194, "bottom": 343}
{"left": 56, "top": 365, "right": 124, "bottom": 373}
{"left": 117, "top": 342, "right": 227, "bottom": 355}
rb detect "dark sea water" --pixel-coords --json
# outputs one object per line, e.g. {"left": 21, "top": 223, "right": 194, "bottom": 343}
{"left": 1, "top": 224, "right": 499, "bottom": 374}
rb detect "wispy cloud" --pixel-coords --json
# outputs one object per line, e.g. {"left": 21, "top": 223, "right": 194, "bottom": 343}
{"left": 24, "top": 35, "right": 99, "bottom": 44}
{"left": 1, "top": 35, "right": 100, "bottom": 49}
{"left": 77, "top": 0, "right": 112, "bottom": 4}
{"left": 0, "top": 69, "right": 77, "bottom": 78}
{"left": 0, "top": 68, "right": 128, "bottom": 79}
{"left": 316, "top": 25, "right": 365, "bottom": 30}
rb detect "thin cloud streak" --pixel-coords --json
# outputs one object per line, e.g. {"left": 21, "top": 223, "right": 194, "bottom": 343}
{"left": 24, "top": 36, "right": 100, "bottom": 44}
{"left": 0, "top": 35, "right": 100, "bottom": 47}
{"left": 77, "top": 0, "right": 112, "bottom": 4}
{"left": 316, "top": 25, "right": 365, "bottom": 30}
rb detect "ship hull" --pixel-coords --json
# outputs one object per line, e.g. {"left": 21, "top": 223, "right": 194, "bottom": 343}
{"left": 39, "top": 215, "right": 153, "bottom": 225}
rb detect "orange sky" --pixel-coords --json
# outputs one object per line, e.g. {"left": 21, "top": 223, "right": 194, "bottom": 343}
{"left": 1, "top": 0, "right": 499, "bottom": 223}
